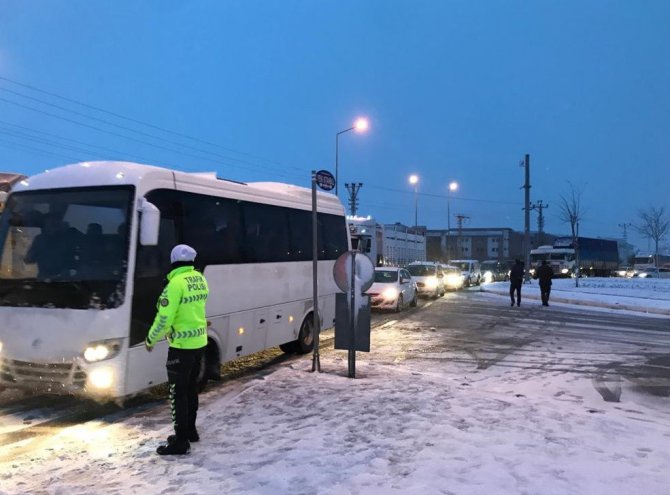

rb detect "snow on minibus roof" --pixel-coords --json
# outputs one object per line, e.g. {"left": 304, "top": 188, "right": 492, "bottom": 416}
{"left": 11, "top": 161, "right": 168, "bottom": 191}
{"left": 11, "top": 161, "right": 345, "bottom": 214}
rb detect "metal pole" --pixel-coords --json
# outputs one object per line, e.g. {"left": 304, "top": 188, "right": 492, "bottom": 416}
{"left": 335, "top": 127, "right": 354, "bottom": 198}
{"left": 523, "top": 154, "right": 531, "bottom": 282}
{"left": 575, "top": 221, "right": 580, "bottom": 288}
{"left": 348, "top": 251, "right": 356, "bottom": 378}
{"left": 311, "top": 171, "right": 321, "bottom": 372}
{"left": 335, "top": 133, "right": 339, "bottom": 197}
{"left": 414, "top": 186, "right": 418, "bottom": 231}
{"left": 447, "top": 192, "right": 451, "bottom": 263}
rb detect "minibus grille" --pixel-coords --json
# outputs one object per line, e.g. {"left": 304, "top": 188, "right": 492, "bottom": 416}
{"left": 0, "top": 359, "right": 87, "bottom": 389}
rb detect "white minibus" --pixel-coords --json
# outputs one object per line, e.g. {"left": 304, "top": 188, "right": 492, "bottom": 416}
{"left": 0, "top": 161, "right": 348, "bottom": 400}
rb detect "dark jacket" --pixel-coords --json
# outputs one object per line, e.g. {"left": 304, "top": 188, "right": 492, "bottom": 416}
{"left": 510, "top": 263, "right": 524, "bottom": 284}
{"left": 536, "top": 264, "right": 553, "bottom": 286}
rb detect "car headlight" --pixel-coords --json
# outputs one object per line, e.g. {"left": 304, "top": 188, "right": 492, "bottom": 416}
{"left": 0, "top": 340, "right": 3, "bottom": 354}
{"left": 382, "top": 287, "right": 399, "bottom": 300}
{"left": 638, "top": 272, "right": 649, "bottom": 278}
{"left": 83, "top": 339, "right": 122, "bottom": 363}
{"left": 561, "top": 268, "right": 569, "bottom": 274}
{"left": 446, "top": 274, "right": 462, "bottom": 286}
{"left": 425, "top": 277, "right": 438, "bottom": 288}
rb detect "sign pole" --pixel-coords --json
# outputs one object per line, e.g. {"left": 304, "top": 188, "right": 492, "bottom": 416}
{"left": 348, "top": 251, "right": 356, "bottom": 378}
{"left": 311, "top": 171, "right": 321, "bottom": 372}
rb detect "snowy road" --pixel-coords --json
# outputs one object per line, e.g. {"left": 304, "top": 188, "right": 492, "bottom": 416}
{"left": 1, "top": 291, "right": 669, "bottom": 494}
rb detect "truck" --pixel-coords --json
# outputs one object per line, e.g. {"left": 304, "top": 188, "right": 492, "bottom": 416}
{"left": 530, "top": 236, "right": 619, "bottom": 278}
{"left": 347, "top": 216, "right": 425, "bottom": 267}
{"left": 633, "top": 253, "right": 670, "bottom": 273}
{"left": 347, "top": 215, "right": 384, "bottom": 266}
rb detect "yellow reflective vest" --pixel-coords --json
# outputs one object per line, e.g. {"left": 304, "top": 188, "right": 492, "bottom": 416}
{"left": 146, "top": 265, "right": 208, "bottom": 349}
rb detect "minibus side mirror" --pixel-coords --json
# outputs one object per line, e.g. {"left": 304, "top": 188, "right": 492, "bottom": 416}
{"left": 139, "top": 198, "right": 160, "bottom": 246}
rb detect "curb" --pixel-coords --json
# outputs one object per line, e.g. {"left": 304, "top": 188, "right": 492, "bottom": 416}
{"left": 479, "top": 287, "right": 670, "bottom": 317}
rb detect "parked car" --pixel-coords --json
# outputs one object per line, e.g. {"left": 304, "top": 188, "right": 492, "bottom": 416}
{"left": 635, "top": 268, "right": 670, "bottom": 279}
{"left": 368, "top": 267, "right": 418, "bottom": 311}
{"left": 406, "top": 262, "right": 445, "bottom": 298}
{"left": 450, "top": 259, "right": 482, "bottom": 286}
{"left": 441, "top": 264, "right": 465, "bottom": 290}
{"left": 480, "top": 260, "right": 510, "bottom": 283}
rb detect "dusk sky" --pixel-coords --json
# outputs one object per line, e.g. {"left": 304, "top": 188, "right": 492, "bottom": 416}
{"left": 0, "top": 1, "right": 668, "bottom": 251}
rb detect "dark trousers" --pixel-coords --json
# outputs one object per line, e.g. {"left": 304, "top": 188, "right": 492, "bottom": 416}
{"left": 510, "top": 281, "right": 522, "bottom": 305}
{"left": 166, "top": 347, "right": 203, "bottom": 441}
{"left": 540, "top": 283, "right": 551, "bottom": 305}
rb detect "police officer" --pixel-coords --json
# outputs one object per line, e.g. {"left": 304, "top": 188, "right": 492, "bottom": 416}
{"left": 536, "top": 260, "right": 554, "bottom": 306}
{"left": 145, "top": 244, "right": 209, "bottom": 455}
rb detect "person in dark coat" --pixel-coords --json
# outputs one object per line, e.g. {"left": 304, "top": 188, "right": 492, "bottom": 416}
{"left": 509, "top": 259, "right": 524, "bottom": 307}
{"left": 536, "top": 260, "right": 554, "bottom": 306}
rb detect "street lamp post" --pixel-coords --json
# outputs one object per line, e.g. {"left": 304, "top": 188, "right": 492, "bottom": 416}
{"left": 335, "top": 117, "right": 369, "bottom": 196}
{"left": 409, "top": 174, "right": 419, "bottom": 231}
{"left": 447, "top": 181, "right": 458, "bottom": 263}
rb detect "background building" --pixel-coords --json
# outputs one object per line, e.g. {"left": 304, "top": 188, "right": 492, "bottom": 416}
{"left": 426, "top": 228, "right": 559, "bottom": 263}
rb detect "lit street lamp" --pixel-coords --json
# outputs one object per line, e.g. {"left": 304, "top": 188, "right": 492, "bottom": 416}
{"left": 335, "top": 117, "right": 369, "bottom": 196}
{"left": 447, "top": 181, "right": 458, "bottom": 263}
{"left": 409, "top": 174, "right": 419, "bottom": 231}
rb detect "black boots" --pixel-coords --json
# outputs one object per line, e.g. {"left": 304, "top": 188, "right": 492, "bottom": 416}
{"left": 167, "top": 430, "right": 199, "bottom": 444}
{"left": 157, "top": 439, "right": 190, "bottom": 455}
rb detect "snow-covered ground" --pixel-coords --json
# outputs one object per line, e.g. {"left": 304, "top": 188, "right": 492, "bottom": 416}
{"left": 481, "top": 277, "right": 670, "bottom": 316}
{"left": 1, "top": 279, "right": 669, "bottom": 495}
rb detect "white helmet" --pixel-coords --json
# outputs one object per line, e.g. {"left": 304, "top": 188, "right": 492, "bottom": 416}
{"left": 170, "top": 244, "right": 197, "bottom": 263}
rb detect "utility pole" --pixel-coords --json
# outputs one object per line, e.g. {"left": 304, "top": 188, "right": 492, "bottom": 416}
{"left": 345, "top": 182, "right": 363, "bottom": 216}
{"left": 455, "top": 214, "right": 469, "bottom": 259}
{"left": 530, "top": 200, "right": 548, "bottom": 246}
{"left": 521, "top": 154, "right": 531, "bottom": 281}
{"left": 618, "top": 222, "right": 632, "bottom": 242}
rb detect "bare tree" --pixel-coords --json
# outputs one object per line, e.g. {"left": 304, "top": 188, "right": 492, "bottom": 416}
{"left": 558, "top": 182, "right": 585, "bottom": 286}
{"left": 636, "top": 206, "right": 669, "bottom": 270}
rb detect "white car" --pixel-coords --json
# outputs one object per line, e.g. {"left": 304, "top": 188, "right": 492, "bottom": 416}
{"left": 405, "top": 262, "right": 445, "bottom": 298}
{"left": 367, "top": 267, "right": 418, "bottom": 312}
{"left": 441, "top": 264, "right": 465, "bottom": 290}
{"left": 635, "top": 268, "right": 670, "bottom": 279}
{"left": 450, "top": 259, "right": 482, "bottom": 287}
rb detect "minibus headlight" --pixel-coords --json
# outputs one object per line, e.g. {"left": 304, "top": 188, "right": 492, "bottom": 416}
{"left": 83, "top": 339, "right": 122, "bottom": 363}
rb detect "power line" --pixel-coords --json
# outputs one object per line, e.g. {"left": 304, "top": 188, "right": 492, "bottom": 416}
{"left": 0, "top": 136, "right": 84, "bottom": 162}
{"left": 0, "top": 85, "right": 301, "bottom": 177}
{"left": 365, "top": 184, "right": 522, "bottom": 206}
{"left": 0, "top": 96, "right": 301, "bottom": 179}
{"left": 0, "top": 120, "right": 153, "bottom": 162}
{"left": 0, "top": 75, "right": 295, "bottom": 172}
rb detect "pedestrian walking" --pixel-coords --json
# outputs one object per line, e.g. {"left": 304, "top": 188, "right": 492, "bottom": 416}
{"left": 509, "top": 259, "right": 524, "bottom": 307}
{"left": 145, "top": 244, "right": 209, "bottom": 455}
{"left": 536, "top": 260, "right": 553, "bottom": 306}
